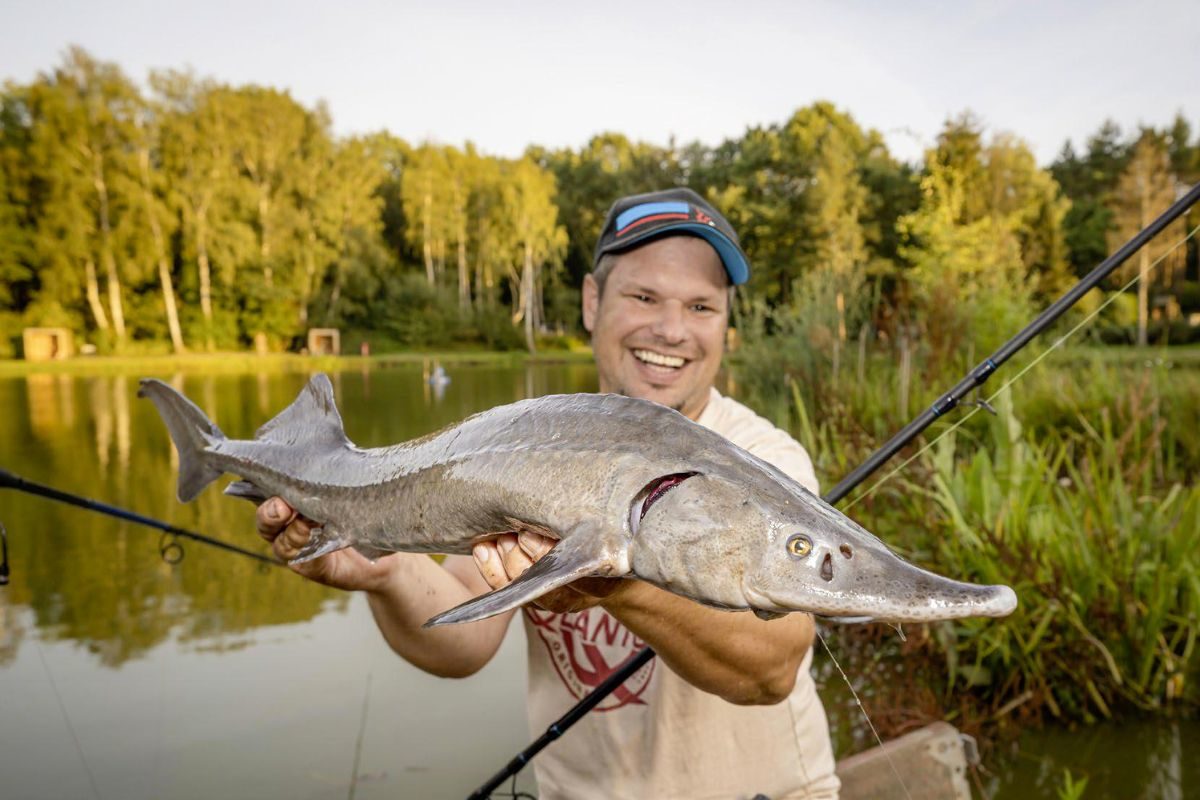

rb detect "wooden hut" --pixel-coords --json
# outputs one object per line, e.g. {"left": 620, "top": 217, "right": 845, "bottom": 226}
{"left": 307, "top": 328, "right": 340, "bottom": 356}
{"left": 21, "top": 328, "right": 74, "bottom": 362}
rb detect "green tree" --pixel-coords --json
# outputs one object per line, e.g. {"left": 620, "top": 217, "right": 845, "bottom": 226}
{"left": 154, "top": 72, "right": 250, "bottom": 349}
{"left": 27, "top": 48, "right": 144, "bottom": 348}
{"left": 132, "top": 104, "right": 185, "bottom": 352}
{"left": 1108, "top": 133, "right": 1182, "bottom": 345}
{"left": 0, "top": 86, "right": 35, "bottom": 313}
{"left": 1051, "top": 120, "right": 1131, "bottom": 277}
{"left": 401, "top": 144, "right": 450, "bottom": 287}
{"left": 899, "top": 119, "right": 1069, "bottom": 359}
{"left": 320, "top": 135, "right": 387, "bottom": 323}
{"left": 502, "top": 158, "right": 567, "bottom": 352}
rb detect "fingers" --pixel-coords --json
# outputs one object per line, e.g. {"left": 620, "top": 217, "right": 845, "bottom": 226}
{"left": 473, "top": 533, "right": 539, "bottom": 590}
{"left": 517, "top": 530, "right": 555, "bottom": 560}
{"left": 256, "top": 496, "right": 314, "bottom": 563}
{"left": 272, "top": 517, "right": 316, "bottom": 563}
{"left": 499, "top": 534, "right": 534, "bottom": 577}
{"left": 473, "top": 540, "right": 506, "bottom": 590}
{"left": 256, "top": 497, "right": 297, "bottom": 542}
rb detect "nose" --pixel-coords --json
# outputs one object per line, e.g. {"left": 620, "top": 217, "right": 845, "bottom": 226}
{"left": 650, "top": 300, "right": 687, "bottom": 344}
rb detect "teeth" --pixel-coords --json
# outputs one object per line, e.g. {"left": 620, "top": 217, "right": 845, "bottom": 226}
{"left": 633, "top": 349, "right": 686, "bottom": 368}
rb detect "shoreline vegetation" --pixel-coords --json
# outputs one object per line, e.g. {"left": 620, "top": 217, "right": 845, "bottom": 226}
{"left": 4, "top": 342, "right": 1198, "bottom": 378}
{"left": 0, "top": 346, "right": 594, "bottom": 377}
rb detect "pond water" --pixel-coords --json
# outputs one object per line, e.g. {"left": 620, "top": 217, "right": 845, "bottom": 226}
{"left": 0, "top": 361, "right": 1194, "bottom": 798}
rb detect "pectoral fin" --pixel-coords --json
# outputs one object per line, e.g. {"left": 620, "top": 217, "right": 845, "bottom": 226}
{"left": 424, "top": 528, "right": 622, "bottom": 627}
{"left": 224, "top": 480, "right": 269, "bottom": 504}
{"left": 290, "top": 525, "right": 352, "bottom": 564}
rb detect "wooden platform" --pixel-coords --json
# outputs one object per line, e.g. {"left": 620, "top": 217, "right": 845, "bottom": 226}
{"left": 836, "top": 722, "right": 977, "bottom": 800}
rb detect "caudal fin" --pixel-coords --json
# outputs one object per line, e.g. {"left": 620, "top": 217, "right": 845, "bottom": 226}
{"left": 138, "top": 379, "right": 226, "bottom": 502}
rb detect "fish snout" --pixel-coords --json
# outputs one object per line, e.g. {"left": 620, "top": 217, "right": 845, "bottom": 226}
{"left": 833, "top": 545, "right": 1020, "bottom": 622}
{"left": 753, "top": 529, "right": 1019, "bottom": 623}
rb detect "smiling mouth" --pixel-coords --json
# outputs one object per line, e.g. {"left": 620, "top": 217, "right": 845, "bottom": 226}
{"left": 633, "top": 349, "right": 688, "bottom": 369}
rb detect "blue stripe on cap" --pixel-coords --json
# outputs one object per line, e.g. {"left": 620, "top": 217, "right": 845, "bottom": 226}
{"left": 615, "top": 201, "right": 690, "bottom": 231}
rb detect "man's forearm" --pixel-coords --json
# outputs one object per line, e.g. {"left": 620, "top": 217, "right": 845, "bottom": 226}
{"left": 366, "top": 553, "right": 512, "bottom": 678}
{"left": 601, "top": 581, "right": 814, "bottom": 705}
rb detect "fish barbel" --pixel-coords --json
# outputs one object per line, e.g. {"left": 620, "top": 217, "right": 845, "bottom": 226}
{"left": 139, "top": 374, "right": 1017, "bottom": 627}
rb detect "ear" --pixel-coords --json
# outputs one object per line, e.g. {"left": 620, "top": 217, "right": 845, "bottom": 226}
{"left": 582, "top": 274, "right": 599, "bottom": 334}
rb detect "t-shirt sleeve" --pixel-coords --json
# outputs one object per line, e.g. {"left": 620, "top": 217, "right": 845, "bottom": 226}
{"left": 713, "top": 399, "right": 820, "bottom": 494}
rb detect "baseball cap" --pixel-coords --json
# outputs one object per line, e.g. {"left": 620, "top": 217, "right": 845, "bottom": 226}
{"left": 593, "top": 188, "right": 750, "bottom": 286}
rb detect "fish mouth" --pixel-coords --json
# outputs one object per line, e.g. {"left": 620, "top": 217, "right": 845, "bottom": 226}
{"left": 628, "top": 472, "right": 698, "bottom": 535}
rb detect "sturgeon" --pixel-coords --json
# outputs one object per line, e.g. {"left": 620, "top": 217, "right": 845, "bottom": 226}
{"left": 139, "top": 374, "right": 1017, "bottom": 627}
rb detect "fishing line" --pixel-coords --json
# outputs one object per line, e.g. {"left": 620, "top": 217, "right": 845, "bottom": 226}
{"left": 816, "top": 628, "right": 914, "bottom": 800}
{"left": 843, "top": 222, "right": 1200, "bottom": 513}
{"left": 347, "top": 671, "right": 372, "bottom": 800}
{"left": 31, "top": 636, "right": 102, "bottom": 800}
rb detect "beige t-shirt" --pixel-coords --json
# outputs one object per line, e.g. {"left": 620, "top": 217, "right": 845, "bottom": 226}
{"left": 521, "top": 388, "right": 839, "bottom": 800}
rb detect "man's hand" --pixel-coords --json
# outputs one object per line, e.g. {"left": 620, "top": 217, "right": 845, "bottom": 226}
{"left": 472, "top": 531, "right": 626, "bottom": 614}
{"left": 257, "top": 497, "right": 395, "bottom": 593}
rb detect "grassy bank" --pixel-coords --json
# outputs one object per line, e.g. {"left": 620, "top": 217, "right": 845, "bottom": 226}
{"left": 0, "top": 348, "right": 594, "bottom": 377}
{"left": 735, "top": 333, "right": 1200, "bottom": 736}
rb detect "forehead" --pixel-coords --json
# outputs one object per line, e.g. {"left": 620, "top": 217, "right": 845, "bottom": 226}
{"left": 607, "top": 236, "right": 729, "bottom": 294}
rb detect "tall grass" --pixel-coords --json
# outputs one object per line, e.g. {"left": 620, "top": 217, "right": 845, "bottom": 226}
{"left": 736, "top": 332, "right": 1200, "bottom": 726}
{"left": 900, "top": 390, "right": 1199, "bottom": 721}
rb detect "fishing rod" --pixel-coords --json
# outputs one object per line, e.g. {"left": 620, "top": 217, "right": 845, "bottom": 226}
{"left": 0, "top": 467, "right": 282, "bottom": 571}
{"left": 468, "top": 181, "right": 1200, "bottom": 800}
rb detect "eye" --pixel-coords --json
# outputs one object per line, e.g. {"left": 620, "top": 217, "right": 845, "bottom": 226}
{"left": 786, "top": 534, "right": 812, "bottom": 559}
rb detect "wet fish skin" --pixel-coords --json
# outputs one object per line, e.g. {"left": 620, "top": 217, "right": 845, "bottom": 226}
{"left": 139, "top": 374, "right": 1017, "bottom": 627}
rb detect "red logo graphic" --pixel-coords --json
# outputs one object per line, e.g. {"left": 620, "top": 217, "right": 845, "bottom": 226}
{"left": 694, "top": 208, "right": 713, "bottom": 225}
{"left": 525, "top": 607, "right": 655, "bottom": 711}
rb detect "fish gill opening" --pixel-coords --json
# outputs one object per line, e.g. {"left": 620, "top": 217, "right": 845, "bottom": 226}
{"left": 628, "top": 472, "right": 698, "bottom": 535}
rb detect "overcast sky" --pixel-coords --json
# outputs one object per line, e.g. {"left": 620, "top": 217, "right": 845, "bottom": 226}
{"left": 3, "top": 0, "right": 1196, "bottom": 165}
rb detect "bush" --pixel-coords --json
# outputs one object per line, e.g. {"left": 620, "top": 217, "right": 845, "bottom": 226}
{"left": 904, "top": 393, "right": 1200, "bottom": 721}
{"left": 1176, "top": 281, "right": 1200, "bottom": 314}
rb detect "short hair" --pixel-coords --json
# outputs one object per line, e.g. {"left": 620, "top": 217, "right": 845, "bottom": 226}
{"left": 591, "top": 247, "right": 737, "bottom": 310}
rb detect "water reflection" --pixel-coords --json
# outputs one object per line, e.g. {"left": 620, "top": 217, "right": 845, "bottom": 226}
{"left": 0, "top": 361, "right": 598, "bottom": 667}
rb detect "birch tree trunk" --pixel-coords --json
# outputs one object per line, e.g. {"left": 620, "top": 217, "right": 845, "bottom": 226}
{"left": 457, "top": 224, "right": 470, "bottom": 309}
{"left": 84, "top": 258, "right": 110, "bottom": 332}
{"left": 92, "top": 150, "right": 126, "bottom": 342}
{"left": 139, "top": 146, "right": 186, "bottom": 353}
{"left": 422, "top": 192, "right": 434, "bottom": 285}
{"left": 522, "top": 241, "right": 536, "bottom": 354}
{"left": 196, "top": 212, "right": 214, "bottom": 351}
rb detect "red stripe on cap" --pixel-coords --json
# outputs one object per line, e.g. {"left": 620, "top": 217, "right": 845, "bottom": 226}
{"left": 616, "top": 212, "right": 690, "bottom": 237}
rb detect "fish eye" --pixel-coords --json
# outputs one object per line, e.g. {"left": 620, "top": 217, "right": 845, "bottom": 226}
{"left": 786, "top": 534, "right": 813, "bottom": 559}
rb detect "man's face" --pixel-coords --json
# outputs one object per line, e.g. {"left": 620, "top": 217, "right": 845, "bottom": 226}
{"left": 582, "top": 235, "right": 730, "bottom": 421}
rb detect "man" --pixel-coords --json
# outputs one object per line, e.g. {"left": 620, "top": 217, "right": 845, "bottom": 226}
{"left": 258, "top": 188, "right": 839, "bottom": 799}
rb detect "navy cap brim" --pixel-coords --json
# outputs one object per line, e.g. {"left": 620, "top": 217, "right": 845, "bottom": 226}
{"left": 599, "top": 222, "right": 750, "bottom": 286}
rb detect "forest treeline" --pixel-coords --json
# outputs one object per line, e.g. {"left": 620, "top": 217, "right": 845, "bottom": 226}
{"left": 1, "top": 46, "right": 1197, "bottom": 357}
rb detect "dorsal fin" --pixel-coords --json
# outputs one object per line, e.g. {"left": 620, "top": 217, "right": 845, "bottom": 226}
{"left": 255, "top": 373, "right": 350, "bottom": 448}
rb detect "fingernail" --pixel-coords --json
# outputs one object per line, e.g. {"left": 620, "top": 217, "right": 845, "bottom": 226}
{"left": 499, "top": 537, "right": 516, "bottom": 554}
{"left": 268, "top": 498, "right": 285, "bottom": 521}
{"left": 473, "top": 543, "right": 490, "bottom": 563}
{"left": 518, "top": 531, "right": 542, "bottom": 554}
